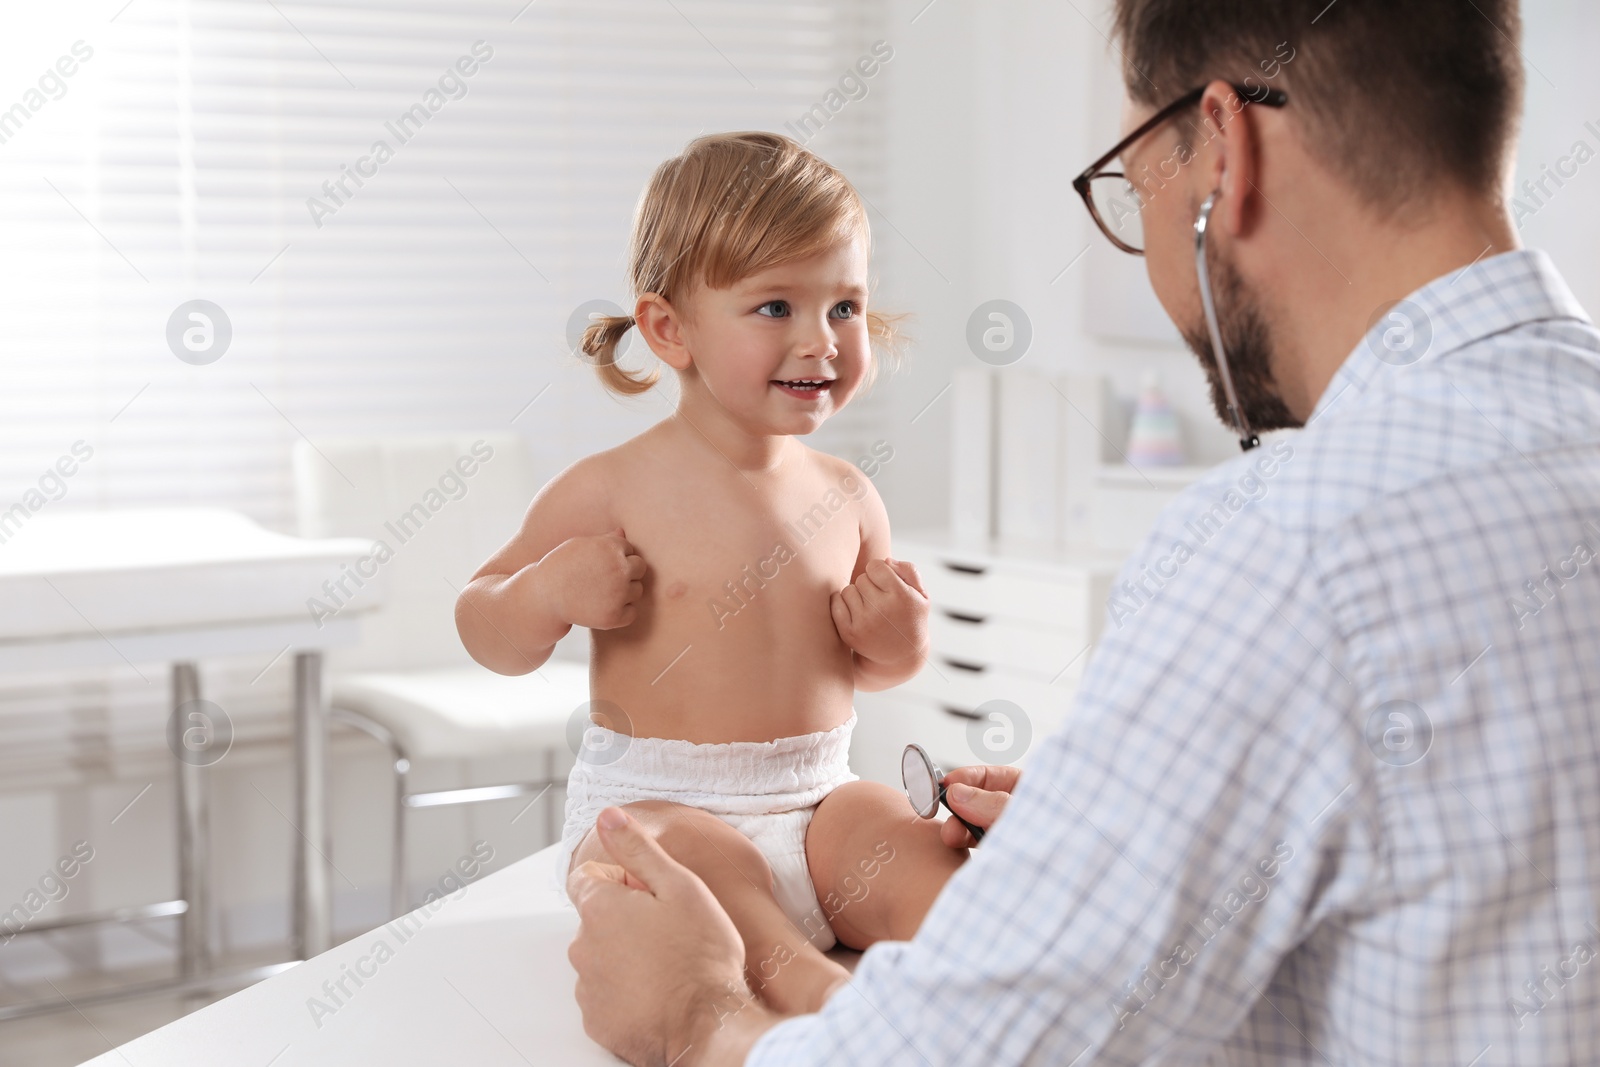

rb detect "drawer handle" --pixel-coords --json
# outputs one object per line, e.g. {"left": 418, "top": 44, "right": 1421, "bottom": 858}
{"left": 943, "top": 561, "right": 988, "bottom": 576}
{"left": 941, "top": 609, "right": 988, "bottom": 625}
{"left": 942, "top": 657, "right": 987, "bottom": 673}
{"left": 941, "top": 704, "right": 983, "bottom": 720}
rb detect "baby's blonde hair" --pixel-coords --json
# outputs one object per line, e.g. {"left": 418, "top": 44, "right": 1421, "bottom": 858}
{"left": 580, "top": 131, "right": 902, "bottom": 396}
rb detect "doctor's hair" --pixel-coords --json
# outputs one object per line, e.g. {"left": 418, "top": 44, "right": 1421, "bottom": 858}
{"left": 579, "top": 131, "right": 904, "bottom": 396}
{"left": 1111, "top": 0, "right": 1524, "bottom": 218}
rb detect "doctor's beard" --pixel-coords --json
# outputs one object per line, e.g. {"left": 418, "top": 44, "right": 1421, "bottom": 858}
{"left": 1179, "top": 244, "right": 1301, "bottom": 433}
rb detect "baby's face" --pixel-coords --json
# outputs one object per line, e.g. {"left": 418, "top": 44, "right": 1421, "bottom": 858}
{"left": 683, "top": 236, "right": 871, "bottom": 437}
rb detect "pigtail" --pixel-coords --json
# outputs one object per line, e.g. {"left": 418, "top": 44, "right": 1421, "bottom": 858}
{"left": 579, "top": 314, "right": 660, "bottom": 396}
{"left": 866, "top": 307, "right": 908, "bottom": 361}
{"left": 858, "top": 307, "right": 910, "bottom": 393}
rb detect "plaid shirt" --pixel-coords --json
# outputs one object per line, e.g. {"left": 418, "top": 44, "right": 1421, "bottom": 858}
{"left": 748, "top": 250, "right": 1600, "bottom": 1066}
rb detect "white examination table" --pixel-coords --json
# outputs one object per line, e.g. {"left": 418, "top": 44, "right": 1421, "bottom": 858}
{"left": 85, "top": 842, "right": 862, "bottom": 1065}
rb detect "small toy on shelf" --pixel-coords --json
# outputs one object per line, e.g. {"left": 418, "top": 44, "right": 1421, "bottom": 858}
{"left": 1125, "top": 370, "right": 1187, "bottom": 467}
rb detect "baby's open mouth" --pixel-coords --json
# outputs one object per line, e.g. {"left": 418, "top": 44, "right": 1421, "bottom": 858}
{"left": 772, "top": 378, "right": 834, "bottom": 398}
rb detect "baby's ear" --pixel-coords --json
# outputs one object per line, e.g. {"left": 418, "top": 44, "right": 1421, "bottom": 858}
{"left": 634, "top": 293, "right": 693, "bottom": 371}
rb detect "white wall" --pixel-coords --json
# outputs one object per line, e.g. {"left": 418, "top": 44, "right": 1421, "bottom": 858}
{"left": 1515, "top": 0, "right": 1600, "bottom": 314}
{"left": 867, "top": 0, "right": 1236, "bottom": 546}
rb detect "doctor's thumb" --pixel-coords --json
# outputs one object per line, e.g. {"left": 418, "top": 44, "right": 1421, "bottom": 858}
{"left": 947, "top": 782, "right": 1008, "bottom": 830}
{"left": 594, "top": 807, "right": 677, "bottom": 895}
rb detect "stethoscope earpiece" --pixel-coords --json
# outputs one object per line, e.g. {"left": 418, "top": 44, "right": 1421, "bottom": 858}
{"left": 1193, "top": 189, "right": 1260, "bottom": 452}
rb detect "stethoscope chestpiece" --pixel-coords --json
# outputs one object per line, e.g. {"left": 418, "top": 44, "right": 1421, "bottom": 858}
{"left": 901, "top": 743, "right": 985, "bottom": 844}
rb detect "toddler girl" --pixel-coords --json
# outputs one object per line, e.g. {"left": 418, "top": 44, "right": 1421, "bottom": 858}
{"left": 456, "top": 131, "right": 967, "bottom": 1015}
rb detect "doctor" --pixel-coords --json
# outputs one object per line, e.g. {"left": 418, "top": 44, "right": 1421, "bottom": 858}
{"left": 569, "top": 0, "right": 1600, "bottom": 1062}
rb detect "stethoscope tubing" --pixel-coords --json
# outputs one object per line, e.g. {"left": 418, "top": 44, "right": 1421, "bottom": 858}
{"left": 938, "top": 783, "right": 986, "bottom": 843}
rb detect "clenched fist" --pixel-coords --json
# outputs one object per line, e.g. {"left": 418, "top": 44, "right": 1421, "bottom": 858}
{"left": 536, "top": 528, "right": 647, "bottom": 630}
{"left": 831, "top": 557, "right": 930, "bottom": 672}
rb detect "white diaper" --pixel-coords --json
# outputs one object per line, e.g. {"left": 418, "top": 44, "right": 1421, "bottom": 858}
{"left": 554, "top": 712, "right": 858, "bottom": 952}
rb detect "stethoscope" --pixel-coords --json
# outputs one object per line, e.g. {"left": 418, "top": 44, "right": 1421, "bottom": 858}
{"left": 1194, "top": 189, "right": 1261, "bottom": 452}
{"left": 896, "top": 196, "right": 1255, "bottom": 842}
{"left": 901, "top": 743, "right": 985, "bottom": 843}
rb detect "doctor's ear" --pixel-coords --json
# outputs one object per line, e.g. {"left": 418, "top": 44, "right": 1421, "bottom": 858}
{"left": 1197, "top": 80, "right": 1264, "bottom": 239}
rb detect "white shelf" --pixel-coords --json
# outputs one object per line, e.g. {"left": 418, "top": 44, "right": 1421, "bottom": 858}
{"left": 1093, "top": 463, "right": 1213, "bottom": 491}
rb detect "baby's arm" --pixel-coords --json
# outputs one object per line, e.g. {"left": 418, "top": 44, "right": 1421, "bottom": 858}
{"left": 831, "top": 470, "right": 930, "bottom": 692}
{"left": 455, "top": 455, "right": 645, "bottom": 675}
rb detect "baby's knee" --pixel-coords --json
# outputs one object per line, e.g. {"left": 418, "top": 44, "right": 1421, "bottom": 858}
{"left": 628, "top": 801, "right": 774, "bottom": 890}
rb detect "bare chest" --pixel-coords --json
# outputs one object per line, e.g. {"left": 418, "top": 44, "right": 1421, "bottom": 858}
{"left": 617, "top": 472, "right": 866, "bottom": 639}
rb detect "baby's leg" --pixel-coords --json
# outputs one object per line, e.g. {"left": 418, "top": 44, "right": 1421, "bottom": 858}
{"left": 568, "top": 799, "right": 850, "bottom": 1015}
{"left": 805, "top": 780, "right": 969, "bottom": 949}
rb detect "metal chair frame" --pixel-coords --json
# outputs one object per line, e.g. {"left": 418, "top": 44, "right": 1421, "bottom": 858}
{"left": 329, "top": 706, "right": 562, "bottom": 919}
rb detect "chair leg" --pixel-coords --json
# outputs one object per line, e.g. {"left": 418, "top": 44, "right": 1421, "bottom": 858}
{"left": 392, "top": 752, "right": 409, "bottom": 919}
{"left": 327, "top": 706, "right": 414, "bottom": 921}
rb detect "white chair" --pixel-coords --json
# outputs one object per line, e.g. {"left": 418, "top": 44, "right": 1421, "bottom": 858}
{"left": 293, "top": 434, "right": 588, "bottom": 918}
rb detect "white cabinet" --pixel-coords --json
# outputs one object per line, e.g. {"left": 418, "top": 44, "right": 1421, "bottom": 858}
{"left": 849, "top": 531, "right": 1122, "bottom": 787}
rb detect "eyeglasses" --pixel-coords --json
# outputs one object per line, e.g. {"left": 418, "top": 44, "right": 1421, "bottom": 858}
{"left": 1072, "top": 84, "right": 1288, "bottom": 255}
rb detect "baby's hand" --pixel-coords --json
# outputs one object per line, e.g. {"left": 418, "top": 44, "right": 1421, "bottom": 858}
{"left": 830, "top": 558, "right": 930, "bottom": 669}
{"left": 535, "top": 528, "right": 647, "bottom": 630}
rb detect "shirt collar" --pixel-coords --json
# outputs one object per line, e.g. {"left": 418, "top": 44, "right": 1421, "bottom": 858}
{"left": 1307, "top": 249, "right": 1592, "bottom": 425}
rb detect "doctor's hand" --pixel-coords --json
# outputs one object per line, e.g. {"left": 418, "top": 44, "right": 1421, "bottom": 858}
{"left": 939, "top": 764, "right": 1021, "bottom": 849}
{"left": 567, "top": 807, "right": 764, "bottom": 1067}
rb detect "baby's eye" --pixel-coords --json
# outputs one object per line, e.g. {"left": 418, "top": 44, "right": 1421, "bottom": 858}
{"left": 829, "top": 301, "right": 860, "bottom": 320}
{"left": 756, "top": 300, "right": 790, "bottom": 318}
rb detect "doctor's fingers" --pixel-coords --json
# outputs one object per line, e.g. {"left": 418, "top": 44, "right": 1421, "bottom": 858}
{"left": 593, "top": 805, "right": 724, "bottom": 904}
{"left": 944, "top": 781, "right": 1011, "bottom": 829}
{"left": 567, "top": 859, "right": 635, "bottom": 908}
{"left": 941, "top": 763, "right": 1023, "bottom": 795}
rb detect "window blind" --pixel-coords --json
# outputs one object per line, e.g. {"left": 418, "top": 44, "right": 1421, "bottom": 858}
{"left": 0, "top": 0, "right": 893, "bottom": 771}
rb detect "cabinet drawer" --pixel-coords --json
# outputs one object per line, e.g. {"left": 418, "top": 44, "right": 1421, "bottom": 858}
{"left": 899, "top": 660, "right": 1076, "bottom": 735}
{"left": 854, "top": 691, "right": 1066, "bottom": 779}
{"left": 929, "top": 610, "right": 1089, "bottom": 680}
{"left": 850, "top": 694, "right": 976, "bottom": 780}
{"left": 914, "top": 646, "right": 1089, "bottom": 693}
{"left": 917, "top": 558, "right": 1091, "bottom": 630}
